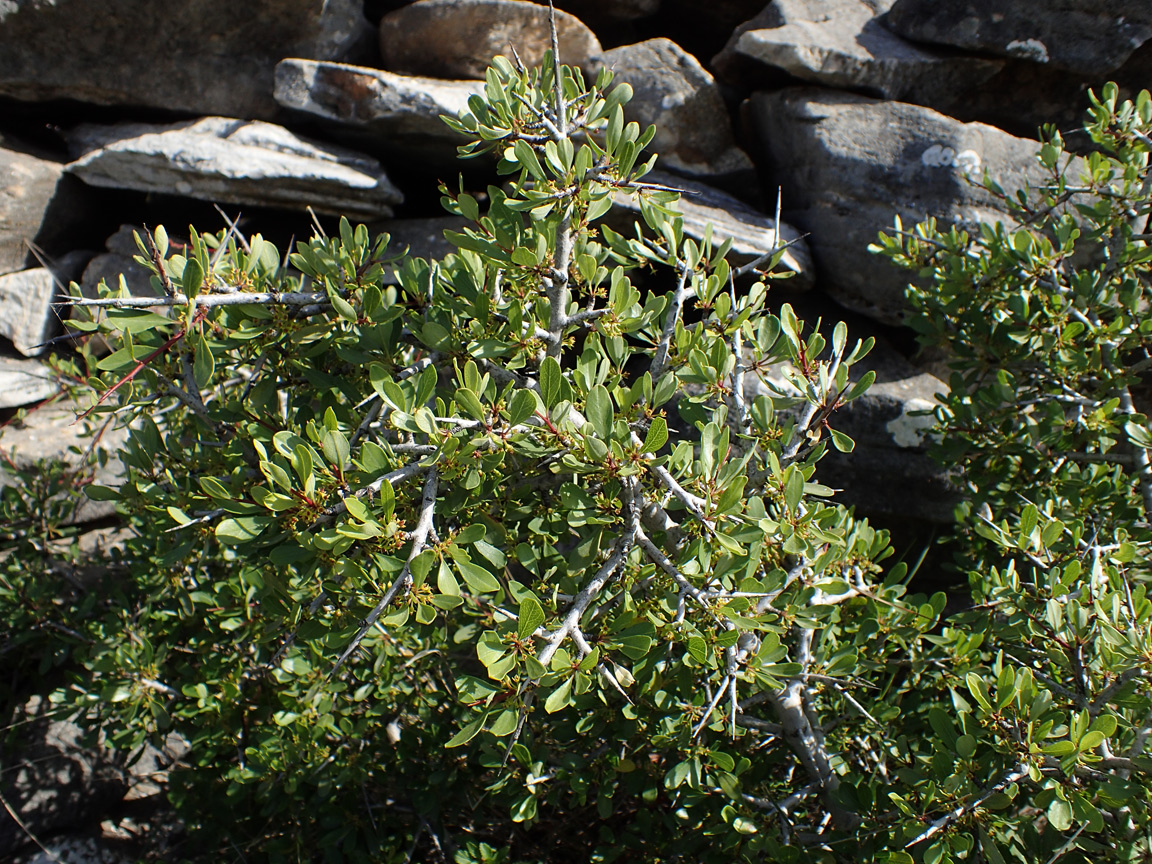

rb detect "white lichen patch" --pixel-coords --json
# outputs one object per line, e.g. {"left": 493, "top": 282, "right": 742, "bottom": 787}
{"left": 886, "top": 397, "right": 938, "bottom": 448}
{"left": 1006, "top": 39, "right": 1049, "bottom": 63}
{"left": 921, "top": 145, "right": 982, "bottom": 177}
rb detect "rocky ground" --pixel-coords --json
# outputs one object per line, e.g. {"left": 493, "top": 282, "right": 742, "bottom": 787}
{"left": 1, "top": 0, "right": 1148, "bottom": 859}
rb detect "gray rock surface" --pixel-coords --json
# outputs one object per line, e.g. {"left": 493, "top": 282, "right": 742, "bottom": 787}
{"left": 714, "top": 0, "right": 1002, "bottom": 108}
{"left": 818, "top": 366, "right": 956, "bottom": 524}
{"left": 66, "top": 118, "right": 403, "bottom": 220}
{"left": 0, "top": 696, "right": 127, "bottom": 858}
{"left": 0, "top": 251, "right": 88, "bottom": 357}
{"left": 0, "top": 405, "right": 129, "bottom": 523}
{"left": 0, "top": 0, "right": 371, "bottom": 119}
{"left": 274, "top": 59, "right": 481, "bottom": 163}
{"left": 608, "top": 171, "right": 814, "bottom": 289}
{"left": 0, "top": 269, "right": 58, "bottom": 357}
{"left": 0, "top": 140, "right": 79, "bottom": 277}
{"left": 885, "top": 0, "right": 1152, "bottom": 76}
{"left": 378, "top": 0, "right": 603, "bottom": 80}
{"left": 748, "top": 89, "right": 1057, "bottom": 323}
{"left": 601, "top": 39, "right": 753, "bottom": 181}
{"left": 0, "top": 356, "right": 59, "bottom": 407}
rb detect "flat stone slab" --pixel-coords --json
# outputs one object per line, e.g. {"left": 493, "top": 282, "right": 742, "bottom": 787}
{"left": 274, "top": 59, "right": 481, "bottom": 161}
{"left": 886, "top": 0, "right": 1152, "bottom": 76}
{"left": 609, "top": 171, "right": 814, "bottom": 289}
{"left": 66, "top": 118, "right": 403, "bottom": 220}
{"left": 716, "top": 0, "right": 1002, "bottom": 108}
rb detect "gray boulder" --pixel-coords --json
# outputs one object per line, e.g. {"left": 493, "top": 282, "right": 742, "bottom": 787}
{"left": 818, "top": 364, "right": 957, "bottom": 524}
{"left": 608, "top": 171, "right": 815, "bottom": 289}
{"left": 748, "top": 89, "right": 1057, "bottom": 323}
{"left": 885, "top": 0, "right": 1152, "bottom": 76}
{"left": 0, "top": 0, "right": 371, "bottom": 119}
{"left": 713, "top": 0, "right": 1002, "bottom": 110}
{"left": 0, "top": 139, "right": 88, "bottom": 277}
{"left": 0, "top": 251, "right": 88, "bottom": 357}
{"left": 601, "top": 39, "right": 754, "bottom": 182}
{"left": 378, "top": 0, "right": 602, "bottom": 80}
{"left": 66, "top": 118, "right": 403, "bottom": 220}
{"left": 274, "top": 59, "right": 481, "bottom": 164}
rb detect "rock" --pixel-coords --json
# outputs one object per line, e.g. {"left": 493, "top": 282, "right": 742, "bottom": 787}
{"left": 0, "top": 269, "right": 58, "bottom": 356}
{"left": 0, "top": 252, "right": 89, "bottom": 356}
{"left": 748, "top": 89, "right": 1058, "bottom": 323}
{"left": 378, "top": 0, "right": 603, "bottom": 80}
{"left": 818, "top": 363, "right": 957, "bottom": 524}
{"left": 0, "top": 139, "right": 88, "bottom": 277}
{"left": 601, "top": 39, "right": 754, "bottom": 182}
{"left": 0, "top": 0, "right": 372, "bottom": 119}
{"left": 885, "top": 0, "right": 1152, "bottom": 76}
{"left": 607, "top": 171, "right": 814, "bottom": 289}
{"left": 0, "top": 405, "right": 130, "bottom": 524}
{"left": 0, "top": 355, "right": 59, "bottom": 408}
{"left": 66, "top": 118, "right": 403, "bottom": 221}
{"left": 274, "top": 59, "right": 482, "bottom": 164}
{"left": 713, "top": 0, "right": 1002, "bottom": 110}
{"left": 0, "top": 696, "right": 127, "bottom": 859}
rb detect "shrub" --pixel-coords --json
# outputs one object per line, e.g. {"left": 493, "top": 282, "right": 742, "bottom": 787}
{"left": 2, "top": 40, "right": 1149, "bottom": 864}
{"left": 873, "top": 82, "right": 1152, "bottom": 863}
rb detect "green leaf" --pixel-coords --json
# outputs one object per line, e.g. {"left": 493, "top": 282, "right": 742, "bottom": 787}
{"left": 321, "top": 429, "right": 349, "bottom": 471}
{"left": 84, "top": 485, "right": 120, "bottom": 501}
{"left": 193, "top": 331, "right": 214, "bottom": 389}
{"left": 642, "top": 416, "right": 668, "bottom": 453}
{"left": 842, "top": 370, "right": 875, "bottom": 403}
{"left": 445, "top": 714, "right": 487, "bottom": 748}
{"left": 1047, "top": 796, "right": 1073, "bottom": 831}
{"left": 783, "top": 466, "right": 804, "bottom": 511}
{"left": 540, "top": 356, "right": 561, "bottom": 408}
{"left": 544, "top": 677, "right": 573, "bottom": 713}
{"left": 456, "top": 558, "right": 500, "bottom": 593}
{"left": 512, "top": 139, "right": 546, "bottom": 181}
{"left": 330, "top": 291, "right": 357, "bottom": 322}
{"left": 456, "top": 387, "right": 485, "bottom": 420}
{"left": 829, "top": 427, "right": 855, "bottom": 453}
{"left": 216, "top": 516, "right": 271, "bottom": 546}
{"left": 586, "top": 384, "right": 612, "bottom": 440}
{"left": 506, "top": 389, "right": 537, "bottom": 427}
{"left": 182, "top": 256, "right": 203, "bottom": 296}
{"left": 518, "top": 595, "right": 545, "bottom": 640}
{"left": 687, "top": 635, "right": 707, "bottom": 664}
